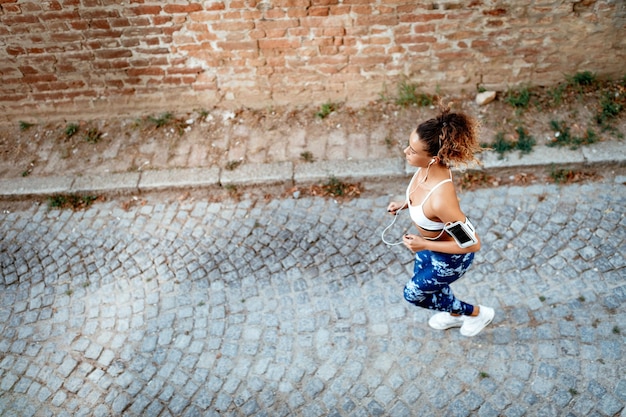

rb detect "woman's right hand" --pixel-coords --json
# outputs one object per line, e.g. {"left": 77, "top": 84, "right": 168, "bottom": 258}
{"left": 387, "top": 201, "right": 405, "bottom": 215}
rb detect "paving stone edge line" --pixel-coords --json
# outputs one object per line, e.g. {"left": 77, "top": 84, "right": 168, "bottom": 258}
{"left": 0, "top": 143, "right": 624, "bottom": 198}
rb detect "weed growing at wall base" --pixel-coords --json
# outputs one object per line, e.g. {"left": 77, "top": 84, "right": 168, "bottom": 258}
{"left": 504, "top": 86, "right": 531, "bottom": 109}
{"left": 568, "top": 70, "right": 597, "bottom": 88}
{"left": 484, "top": 128, "right": 536, "bottom": 159}
{"left": 19, "top": 121, "right": 35, "bottom": 131}
{"left": 300, "top": 151, "right": 315, "bottom": 162}
{"left": 394, "top": 80, "right": 434, "bottom": 107}
{"left": 65, "top": 123, "right": 79, "bottom": 138}
{"left": 316, "top": 102, "right": 336, "bottom": 119}
{"left": 549, "top": 166, "right": 602, "bottom": 184}
{"left": 548, "top": 120, "right": 598, "bottom": 149}
{"left": 596, "top": 91, "right": 623, "bottom": 129}
{"left": 84, "top": 128, "right": 103, "bottom": 143}
{"left": 47, "top": 194, "right": 99, "bottom": 210}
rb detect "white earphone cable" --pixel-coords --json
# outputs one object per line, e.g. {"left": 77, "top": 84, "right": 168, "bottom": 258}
{"left": 381, "top": 207, "right": 406, "bottom": 246}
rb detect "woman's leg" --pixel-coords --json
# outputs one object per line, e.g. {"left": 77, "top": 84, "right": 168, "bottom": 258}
{"left": 403, "top": 251, "right": 475, "bottom": 315}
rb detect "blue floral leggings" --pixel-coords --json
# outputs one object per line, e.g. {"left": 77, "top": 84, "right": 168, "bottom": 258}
{"left": 403, "top": 250, "right": 475, "bottom": 316}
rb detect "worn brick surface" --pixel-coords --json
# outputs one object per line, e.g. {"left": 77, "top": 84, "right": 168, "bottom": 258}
{"left": 0, "top": 1, "right": 624, "bottom": 121}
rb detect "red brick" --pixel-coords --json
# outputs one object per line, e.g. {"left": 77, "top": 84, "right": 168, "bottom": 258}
{"left": 69, "top": 20, "right": 89, "bottom": 30}
{"left": 277, "top": 0, "right": 313, "bottom": 6}
{"left": 323, "top": 27, "right": 345, "bottom": 36}
{"left": 41, "top": 10, "right": 80, "bottom": 20}
{"left": 287, "top": 8, "right": 308, "bottom": 18}
{"left": 2, "top": 15, "right": 40, "bottom": 24}
{"left": 351, "top": 5, "right": 371, "bottom": 15}
{"left": 259, "top": 38, "right": 300, "bottom": 49}
{"left": 20, "top": 2, "right": 42, "bottom": 12}
{"left": 127, "top": 67, "right": 165, "bottom": 77}
{"left": 487, "top": 20, "right": 504, "bottom": 27}
{"left": 22, "top": 74, "right": 58, "bottom": 83}
{"left": 330, "top": 5, "right": 350, "bottom": 15}
{"left": 109, "top": 18, "right": 132, "bottom": 28}
{"left": 395, "top": 35, "right": 437, "bottom": 44}
{"left": 91, "top": 19, "right": 112, "bottom": 30}
{"left": 33, "top": 80, "right": 86, "bottom": 92}
{"left": 109, "top": 59, "right": 132, "bottom": 69}
{"left": 167, "top": 67, "right": 202, "bottom": 75}
{"left": 255, "top": 19, "right": 299, "bottom": 30}
{"left": 266, "top": 28, "right": 287, "bottom": 38}
{"left": 355, "top": 14, "right": 398, "bottom": 26}
{"left": 129, "top": 5, "right": 162, "bottom": 15}
{"left": 436, "top": 51, "right": 473, "bottom": 60}
{"left": 406, "top": 44, "right": 430, "bottom": 53}
{"left": 149, "top": 57, "right": 169, "bottom": 66}
{"left": 319, "top": 45, "right": 339, "bottom": 55}
{"left": 217, "top": 41, "right": 259, "bottom": 51}
{"left": 483, "top": 8, "right": 507, "bottom": 16}
{"left": 94, "top": 49, "right": 133, "bottom": 59}
{"left": 309, "top": 6, "right": 329, "bottom": 16}
{"left": 204, "top": 2, "right": 226, "bottom": 11}
{"left": 445, "top": 30, "right": 482, "bottom": 40}
{"left": 6, "top": 46, "right": 26, "bottom": 56}
{"left": 249, "top": 29, "right": 266, "bottom": 39}
{"left": 412, "top": 13, "right": 445, "bottom": 22}
{"left": 300, "top": 15, "right": 350, "bottom": 28}
{"left": 50, "top": 32, "right": 83, "bottom": 42}
{"left": 163, "top": 3, "right": 203, "bottom": 14}
{"left": 212, "top": 20, "right": 255, "bottom": 31}
{"left": 152, "top": 15, "right": 172, "bottom": 26}
{"left": 369, "top": 36, "right": 391, "bottom": 45}
{"left": 411, "top": 24, "right": 436, "bottom": 34}
{"left": 266, "top": 8, "right": 287, "bottom": 19}
{"left": 127, "top": 17, "right": 151, "bottom": 27}
{"left": 471, "top": 40, "right": 491, "bottom": 49}
{"left": 223, "top": 11, "right": 242, "bottom": 19}
{"left": 310, "top": 55, "right": 347, "bottom": 65}
{"left": 349, "top": 55, "right": 389, "bottom": 66}
{"left": 136, "top": 47, "right": 170, "bottom": 55}
{"left": 25, "top": 46, "right": 45, "bottom": 54}
{"left": 0, "top": 93, "right": 29, "bottom": 102}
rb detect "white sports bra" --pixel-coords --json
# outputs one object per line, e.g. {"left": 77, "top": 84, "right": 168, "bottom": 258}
{"left": 406, "top": 168, "right": 452, "bottom": 231}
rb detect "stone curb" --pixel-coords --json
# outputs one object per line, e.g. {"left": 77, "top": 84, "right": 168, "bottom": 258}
{"left": 0, "top": 143, "right": 623, "bottom": 198}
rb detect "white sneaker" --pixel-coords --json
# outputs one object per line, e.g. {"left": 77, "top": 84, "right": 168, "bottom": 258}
{"left": 460, "top": 305, "right": 495, "bottom": 337}
{"left": 428, "top": 312, "right": 465, "bottom": 330}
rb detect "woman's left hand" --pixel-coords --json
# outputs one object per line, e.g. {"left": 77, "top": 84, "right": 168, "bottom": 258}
{"left": 402, "top": 234, "right": 428, "bottom": 252}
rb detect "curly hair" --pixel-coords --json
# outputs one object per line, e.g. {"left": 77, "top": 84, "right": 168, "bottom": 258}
{"left": 416, "top": 104, "right": 481, "bottom": 166}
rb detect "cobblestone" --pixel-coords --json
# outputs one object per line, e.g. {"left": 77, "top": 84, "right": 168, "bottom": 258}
{"left": 0, "top": 178, "right": 624, "bottom": 415}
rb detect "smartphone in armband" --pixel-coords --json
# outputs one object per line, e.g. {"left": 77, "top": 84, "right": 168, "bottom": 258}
{"left": 444, "top": 218, "right": 478, "bottom": 248}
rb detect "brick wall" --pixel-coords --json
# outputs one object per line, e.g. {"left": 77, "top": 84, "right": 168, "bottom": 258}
{"left": 1, "top": 0, "right": 624, "bottom": 123}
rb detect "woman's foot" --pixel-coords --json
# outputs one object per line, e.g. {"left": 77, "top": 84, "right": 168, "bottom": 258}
{"left": 428, "top": 312, "right": 465, "bottom": 330}
{"left": 460, "top": 305, "right": 495, "bottom": 337}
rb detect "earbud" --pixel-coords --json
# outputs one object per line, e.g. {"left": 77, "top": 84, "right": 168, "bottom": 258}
{"left": 430, "top": 158, "right": 436, "bottom": 164}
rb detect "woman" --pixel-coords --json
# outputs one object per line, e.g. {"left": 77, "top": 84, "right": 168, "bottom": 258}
{"left": 387, "top": 106, "right": 494, "bottom": 337}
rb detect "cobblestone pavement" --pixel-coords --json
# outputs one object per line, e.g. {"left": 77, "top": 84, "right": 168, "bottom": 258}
{"left": 0, "top": 178, "right": 624, "bottom": 417}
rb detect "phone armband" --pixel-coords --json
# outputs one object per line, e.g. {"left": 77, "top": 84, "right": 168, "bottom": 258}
{"left": 444, "top": 218, "right": 478, "bottom": 248}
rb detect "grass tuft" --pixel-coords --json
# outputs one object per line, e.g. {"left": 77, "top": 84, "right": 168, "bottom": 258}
{"left": 47, "top": 194, "right": 99, "bottom": 210}
{"left": 395, "top": 80, "right": 434, "bottom": 107}
{"left": 316, "top": 102, "right": 336, "bottom": 119}
{"left": 65, "top": 123, "right": 79, "bottom": 138}
{"left": 19, "top": 121, "right": 36, "bottom": 131}
{"left": 504, "top": 86, "right": 531, "bottom": 109}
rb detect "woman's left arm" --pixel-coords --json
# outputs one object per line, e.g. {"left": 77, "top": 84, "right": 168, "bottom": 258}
{"left": 403, "top": 183, "right": 481, "bottom": 254}
{"left": 403, "top": 233, "right": 480, "bottom": 254}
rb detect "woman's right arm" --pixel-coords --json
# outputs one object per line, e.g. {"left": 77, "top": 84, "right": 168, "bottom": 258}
{"left": 387, "top": 201, "right": 407, "bottom": 214}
